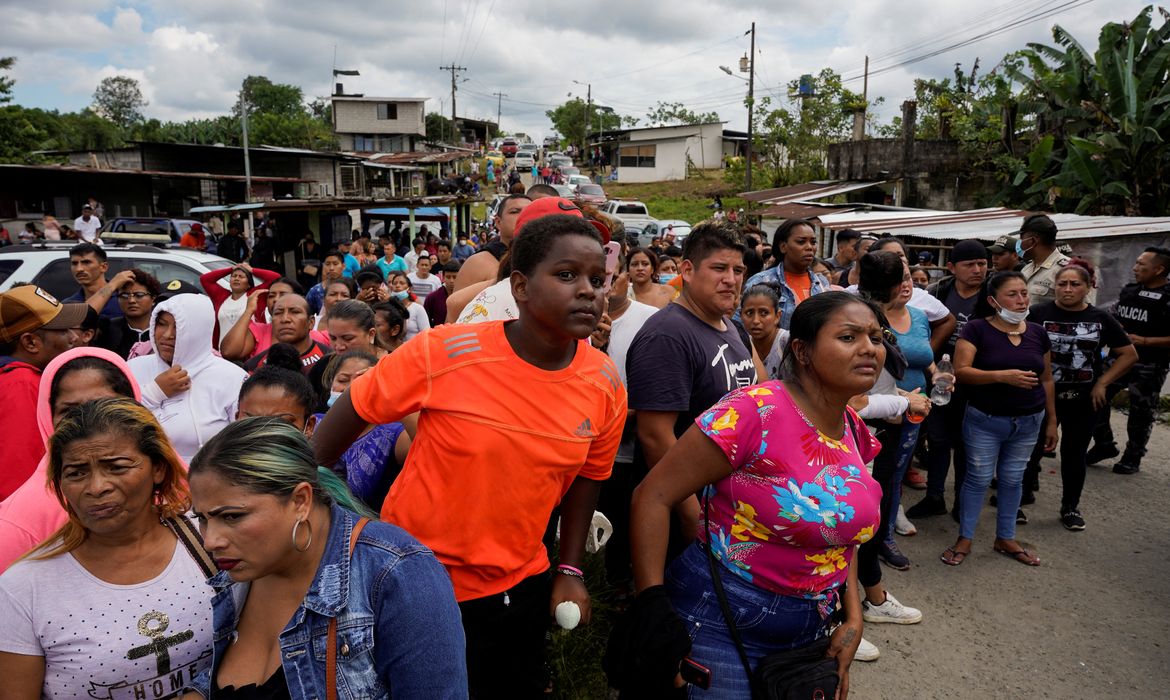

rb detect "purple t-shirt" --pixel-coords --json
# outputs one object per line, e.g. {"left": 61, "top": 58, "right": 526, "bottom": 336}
{"left": 959, "top": 318, "right": 1051, "bottom": 416}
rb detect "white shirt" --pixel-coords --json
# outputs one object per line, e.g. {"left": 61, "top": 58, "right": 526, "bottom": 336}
{"left": 608, "top": 300, "right": 660, "bottom": 464}
{"left": 408, "top": 272, "right": 443, "bottom": 301}
{"left": 216, "top": 294, "right": 249, "bottom": 348}
{"left": 73, "top": 215, "right": 102, "bottom": 243}
{"left": 404, "top": 250, "right": 423, "bottom": 274}
{"left": 0, "top": 540, "right": 214, "bottom": 700}
{"left": 845, "top": 284, "right": 951, "bottom": 322}
{"left": 403, "top": 301, "right": 431, "bottom": 341}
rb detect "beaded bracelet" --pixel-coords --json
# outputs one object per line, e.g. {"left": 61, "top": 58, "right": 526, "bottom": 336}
{"left": 556, "top": 564, "right": 585, "bottom": 580}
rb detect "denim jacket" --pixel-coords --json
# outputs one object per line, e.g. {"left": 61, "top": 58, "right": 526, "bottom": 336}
{"left": 739, "top": 267, "right": 832, "bottom": 330}
{"left": 189, "top": 505, "right": 468, "bottom": 699}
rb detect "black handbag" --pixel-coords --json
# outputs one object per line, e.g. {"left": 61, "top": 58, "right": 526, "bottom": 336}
{"left": 701, "top": 412, "right": 853, "bottom": 699}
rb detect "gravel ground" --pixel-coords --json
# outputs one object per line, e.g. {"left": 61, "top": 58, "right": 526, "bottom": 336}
{"left": 850, "top": 412, "right": 1170, "bottom": 699}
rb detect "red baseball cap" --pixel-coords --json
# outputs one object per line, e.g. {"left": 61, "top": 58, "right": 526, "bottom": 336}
{"left": 513, "top": 197, "right": 610, "bottom": 244}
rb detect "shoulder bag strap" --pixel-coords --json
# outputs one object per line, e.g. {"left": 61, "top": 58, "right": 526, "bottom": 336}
{"left": 702, "top": 492, "right": 756, "bottom": 689}
{"left": 326, "top": 516, "right": 369, "bottom": 700}
{"left": 164, "top": 516, "right": 217, "bottom": 580}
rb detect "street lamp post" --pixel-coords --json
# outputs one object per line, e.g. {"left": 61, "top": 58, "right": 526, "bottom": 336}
{"left": 721, "top": 24, "right": 756, "bottom": 191}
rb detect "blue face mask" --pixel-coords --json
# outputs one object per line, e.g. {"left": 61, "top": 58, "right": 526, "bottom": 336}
{"left": 327, "top": 391, "right": 342, "bottom": 407}
{"left": 393, "top": 290, "right": 410, "bottom": 300}
{"left": 659, "top": 273, "right": 678, "bottom": 284}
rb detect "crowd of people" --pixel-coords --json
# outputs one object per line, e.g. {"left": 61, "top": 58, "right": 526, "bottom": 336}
{"left": 0, "top": 194, "right": 1167, "bottom": 698}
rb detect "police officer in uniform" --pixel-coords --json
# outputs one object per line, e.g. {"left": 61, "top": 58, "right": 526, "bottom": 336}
{"left": 1018, "top": 213, "right": 1097, "bottom": 305}
{"left": 1087, "top": 247, "right": 1170, "bottom": 474}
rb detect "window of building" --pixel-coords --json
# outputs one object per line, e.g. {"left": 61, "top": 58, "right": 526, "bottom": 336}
{"left": 353, "top": 135, "right": 377, "bottom": 151}
{"left": 618, "top": 144, "right": 656, "bottom": 168}
{"left": 376, "top": 103, "right": 398, "bottom": 120}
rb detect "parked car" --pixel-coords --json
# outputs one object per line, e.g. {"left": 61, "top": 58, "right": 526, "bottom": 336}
{"left": 566, "top": 174, "right": 592, "bottom": 191}
{"left": 552, "top": 184, "right": 576, "bottom": 199}
{"left": 642, "top": 219, "right": 693, "bottom": 246}
{"left": 514, "top": 152, "right": 536, "bottom": 169}
{"left": 500, "top": 139, "right": 519, "bottom": 157}
{"left": 0, "top": 241, "right": 238, "bottom": 299}
{"left": 483, "top": 150, "right": 505, "bottom": 169}
{"left": 101, "top": 217, "right": 205, "bottom": 245}
{"left": 548, "top": 154, "right": 573, "bottom": 170}
{"left": 560, "top": 166, "right": 581, "bottom": 179}
{"left": 574, "top": 183, "right": 607, "bottom": 206}
{"left": 517, "top": 143, "right": 539, "bottom": 156}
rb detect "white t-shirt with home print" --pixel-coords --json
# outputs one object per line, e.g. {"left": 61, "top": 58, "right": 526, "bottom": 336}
{"left": 0, "top": 540, "right": 214, "bottom": 699}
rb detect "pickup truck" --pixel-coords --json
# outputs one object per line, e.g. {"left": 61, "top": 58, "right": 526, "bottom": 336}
{"left": 601, "top": 200, "right": 658, "bottom": 238}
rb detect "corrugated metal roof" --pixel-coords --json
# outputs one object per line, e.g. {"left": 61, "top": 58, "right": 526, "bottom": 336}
{"left": 756, "top": 202, "right": 859, "bottom": 220}
{"left": 816, "top": 208, "right": 1170, "bottom": 241}
{"left": 741, "top": 180, "right": 887, "bottom": 204}
{"left": 366, "top": 151, "right": 471, "bottom": 165}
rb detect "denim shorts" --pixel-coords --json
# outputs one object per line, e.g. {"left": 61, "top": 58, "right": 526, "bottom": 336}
{"left": 665, "top": 542, "right": 830, "bottom": 698}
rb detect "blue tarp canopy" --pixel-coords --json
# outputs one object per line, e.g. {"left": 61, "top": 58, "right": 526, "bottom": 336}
{"left": 365, "top": 207, "right": 450, "bottom": 222}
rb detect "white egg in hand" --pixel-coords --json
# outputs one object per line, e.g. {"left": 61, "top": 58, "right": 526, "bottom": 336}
{"left": 555, "top": 601, "right": 581, "bottom": 630}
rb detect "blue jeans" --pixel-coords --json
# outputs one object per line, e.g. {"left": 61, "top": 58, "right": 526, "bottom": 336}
{"left": 886, "top": 421, "right": 921, "bottom": 543}
{"left": 665, "top": 542, "right": 829, "bottom": 698}
{"left": 959, "top": 406, "right": 1043, "bottom": 541}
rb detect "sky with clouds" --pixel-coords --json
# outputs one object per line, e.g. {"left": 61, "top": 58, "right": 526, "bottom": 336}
{"left": 0, "top": 0, "right": 1154, "bottom": 141}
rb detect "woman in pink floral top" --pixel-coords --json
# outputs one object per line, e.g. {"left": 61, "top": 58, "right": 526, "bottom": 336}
{"left": 631, "top": 292, "right": 886, "bottom": 698}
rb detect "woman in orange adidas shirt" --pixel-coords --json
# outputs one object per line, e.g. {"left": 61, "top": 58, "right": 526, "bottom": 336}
{"left": 311, "top": 213, "right": 627, "bottom": 698}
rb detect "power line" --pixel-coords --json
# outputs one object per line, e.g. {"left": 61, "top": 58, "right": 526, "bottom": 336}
{"left": 464, "top": 0, "right": 497, "bottom": 67}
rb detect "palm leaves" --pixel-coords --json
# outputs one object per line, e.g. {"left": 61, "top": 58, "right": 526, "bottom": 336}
{"left": 1005, "top": 6, "right": 1170, "bottom": 215}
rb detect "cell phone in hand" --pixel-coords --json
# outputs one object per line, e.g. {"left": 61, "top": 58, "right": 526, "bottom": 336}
{"left": 602, "top": 241, "right": 622, "bottom": 294}
{"left": 680, "top": 657, "right": 712, "bottom": 689}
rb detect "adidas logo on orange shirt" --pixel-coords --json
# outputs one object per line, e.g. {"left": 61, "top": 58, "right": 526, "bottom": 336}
{"left": 574, "top": 418, "right": 595, "bottom": 438}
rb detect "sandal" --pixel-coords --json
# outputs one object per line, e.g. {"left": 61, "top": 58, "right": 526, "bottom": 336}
{"left": 993, "top": 545, "right": 1040, "bottom": 566}
{"left": 939, "top": 546, "right": 969, "bottom": 566}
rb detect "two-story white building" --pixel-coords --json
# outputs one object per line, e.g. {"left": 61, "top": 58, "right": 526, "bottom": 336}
{"left": 331, "top": 96, "right": 428, "bottom": 153}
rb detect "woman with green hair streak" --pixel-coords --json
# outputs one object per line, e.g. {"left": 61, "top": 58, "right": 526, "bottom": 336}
{"left": 183, "top": 417, "right": 466, "bottom": 699}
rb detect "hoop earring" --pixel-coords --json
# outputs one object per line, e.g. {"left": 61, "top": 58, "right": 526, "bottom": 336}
{"left": 291, "top": 518, "right": 313, "bottom": 552}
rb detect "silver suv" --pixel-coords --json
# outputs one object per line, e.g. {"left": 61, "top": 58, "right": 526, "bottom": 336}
{"left": 0, "top": 243, "right": 237, "bottom": 300}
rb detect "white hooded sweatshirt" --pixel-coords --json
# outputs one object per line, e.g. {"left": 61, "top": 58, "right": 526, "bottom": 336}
{"left": 128, "top": 294, "right": 247, "bottom": 462}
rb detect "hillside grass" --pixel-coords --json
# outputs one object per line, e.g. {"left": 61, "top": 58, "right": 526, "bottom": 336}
{"left": 603, "top": 171, "right": 747, "bottom": 223}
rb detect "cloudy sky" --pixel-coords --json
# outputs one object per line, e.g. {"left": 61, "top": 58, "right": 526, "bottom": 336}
{"left": 1, "top": 0, "right": 1152, "bottom": 140}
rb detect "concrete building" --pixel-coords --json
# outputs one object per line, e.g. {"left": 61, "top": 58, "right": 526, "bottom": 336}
{"left": 594, "top": 122, "right": 726, "bottom": 183}
{"left": 331, "top": 96, "right": 427, "bottom": 153}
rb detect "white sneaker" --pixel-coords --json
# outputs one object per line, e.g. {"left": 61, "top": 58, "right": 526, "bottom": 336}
{"left": 855, "top": 636, "right": 880, "bottom": 662}
{"left": 894, "top": 504, "right": 917, "bottom": 536}
{"left": 862, "top": 592, "right": 923, "bottom": 625}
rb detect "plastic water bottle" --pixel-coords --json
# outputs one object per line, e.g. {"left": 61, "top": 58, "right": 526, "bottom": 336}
{"left": 931, "top": 354, "right": 955, "bottom": 406}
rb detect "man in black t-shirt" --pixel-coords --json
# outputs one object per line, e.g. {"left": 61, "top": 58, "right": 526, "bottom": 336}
{"left": 1089, "top": 247, "right": 1170, "bottom": 474}
{"left": 912, "top": 240, "right": 988, "bottom": 519}
{"left": 625, "top": 221, "right": 758, "bottom": 540}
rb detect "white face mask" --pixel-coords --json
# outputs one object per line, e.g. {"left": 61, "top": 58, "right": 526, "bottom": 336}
{"left": 993, "top": 300, "right": 1029, "bottom": 324}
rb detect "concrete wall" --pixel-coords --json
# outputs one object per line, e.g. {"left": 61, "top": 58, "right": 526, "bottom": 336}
{"left": 827, "top": 139, "right": 1002, "bottom": 210}
{"left": 333, "top": 100, "right": 425, "bottom": 136}
{"left": 298, "top": 157, "right": 337, "bottom": 195}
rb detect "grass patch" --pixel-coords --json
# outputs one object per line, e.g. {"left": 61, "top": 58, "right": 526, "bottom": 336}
{"left": 548, "top": 550, "right": 617, "bottom": 699}
{"left": 603, "top": 173, "right": 746, "bottom": 224}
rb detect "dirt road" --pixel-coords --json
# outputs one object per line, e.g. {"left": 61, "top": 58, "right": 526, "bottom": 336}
{"left": 851, "top": 413, "right": 1170, "bottom": 698}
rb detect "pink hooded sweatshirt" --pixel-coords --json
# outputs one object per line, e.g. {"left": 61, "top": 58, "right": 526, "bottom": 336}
{"left": 0, "top": 347, "right": 142, "bottom": 572}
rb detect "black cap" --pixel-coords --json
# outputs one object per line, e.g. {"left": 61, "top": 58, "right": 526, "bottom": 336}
{"left": 949, "top": 240, "right": 989, "bottom": 264}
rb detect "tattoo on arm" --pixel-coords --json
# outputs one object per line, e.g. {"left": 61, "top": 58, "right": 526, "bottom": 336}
{"left": 839, "top": 627, "right": 856, "bottom": 648}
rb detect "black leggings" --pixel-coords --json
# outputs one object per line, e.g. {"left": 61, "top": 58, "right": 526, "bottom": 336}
{"left": 857, "top": 420, "right": 899, "bottom": 589}
{"left": 1055, "top": 394, "right": 1096, "bottom": 512}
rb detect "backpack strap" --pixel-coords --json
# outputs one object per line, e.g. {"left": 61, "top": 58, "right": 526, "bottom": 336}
{"left": 326, "top": 517, "right": 369, "bottom": 700}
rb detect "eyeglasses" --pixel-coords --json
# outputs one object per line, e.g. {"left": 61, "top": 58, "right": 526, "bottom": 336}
{"left": 117, "top": 292, "right": 153, "bottom": 300}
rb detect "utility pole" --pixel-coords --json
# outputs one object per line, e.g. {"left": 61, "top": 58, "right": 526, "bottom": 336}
{"left": 240, "top": 94, "right": 253, "bottom": 203}
{"left": 439, "top": 64, "right": 467, "bottom": 143}
{"left": 493, "top": 91, "right": 507, "bottom": 138}
{"left": 745, "top": 22, "right": 755, "bottom": 191}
